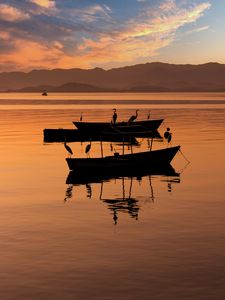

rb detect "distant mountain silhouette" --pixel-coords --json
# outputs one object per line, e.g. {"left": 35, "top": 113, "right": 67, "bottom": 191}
{"left": 12, "top": 82, "right": 109, "bottom": 92}
{"left": 1, "top": 62, "right": 225, "bottom": 92}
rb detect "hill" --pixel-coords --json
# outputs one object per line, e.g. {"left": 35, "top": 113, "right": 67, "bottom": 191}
{"left": 1, "top": 62, "right": 225, "bottom": 92}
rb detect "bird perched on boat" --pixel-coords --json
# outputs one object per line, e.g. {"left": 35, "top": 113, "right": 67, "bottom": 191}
{"left": 164, "top": 128, "right": 170, "bottom": 139}
{"left": 167, "top": 133, "right": 172, "bottom": 143}
{"left": 147, "top": 110, "right": 151, "bottom": 119}
{"left": 80, "top": 112, "right": 83, "bottom": 121}
{"left": 128, "top": 109, "right": 139, "bottom": 125}
{"left": 85, "top": 139, "right": 92, "bottom": 157}
{"left": 64, "top": 141, "right": 73, "bottom": 157}
{"left": 164, "top": 128, "right": 172, "bottom": 145}
{"left": 112, "top": 108, "right": 117, "bottom": 125}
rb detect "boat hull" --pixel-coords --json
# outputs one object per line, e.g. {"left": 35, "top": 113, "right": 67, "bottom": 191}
{"left": 73, "top": 119, "right": 163, "bottom": 133}
{"left": 43, "top": 128, "right": 140, "bottom": 143}
{"left": 66, "top": 145, "right": 180, "bottom": 173}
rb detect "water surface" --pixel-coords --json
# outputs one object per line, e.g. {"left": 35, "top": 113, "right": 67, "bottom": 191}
{"left": 0, "top": 93, "right": 225, "bottom": 300}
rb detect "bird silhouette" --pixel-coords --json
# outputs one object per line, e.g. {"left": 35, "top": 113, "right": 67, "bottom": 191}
{"left": 167, "top": 133, "right": 172, "bottom": 143}
{"left": 80, "top": 112, "right": 83, "bottom": 121}
{"left": 164, "top": 128, "right": 172, "bottom": 145}
{"left": 64, "top": 141, "right": 73, "bottom": 157}
{"left": 147, "top": 110, "right": 151, "bottom": 119}
{"left": 164, "top": 128, "right": 170, "bottom": 139}
{"left": 112, "top": 108, "right": 117, "bottom": 125}
{"left": 85, "top": 139, "right": 92, "bottom": 157}
{"left": 128, "top": 109, "right": 139, "bottom": 125}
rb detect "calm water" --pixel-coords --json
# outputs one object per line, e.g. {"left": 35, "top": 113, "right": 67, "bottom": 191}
{"left": 0, "top": 93, "right": 225, "bottom": 300}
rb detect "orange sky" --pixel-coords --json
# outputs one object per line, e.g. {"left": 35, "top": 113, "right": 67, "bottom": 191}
{"left": 0, "top": 0, "right": 224, "bottom": 72}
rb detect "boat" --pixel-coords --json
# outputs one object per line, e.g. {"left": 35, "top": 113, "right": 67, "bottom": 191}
{"left": 73, "top": 119, "right": 164, "bottom": 133}
{"left": 66, "top": 145, "right": 180, "bottom": 173}
{"left": 43, "top": 128, "right": 161, "bottom": 143}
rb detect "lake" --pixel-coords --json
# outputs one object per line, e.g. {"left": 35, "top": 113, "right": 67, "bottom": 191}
{"left": 0, "top": 92, "right": 225, "bottom": 300}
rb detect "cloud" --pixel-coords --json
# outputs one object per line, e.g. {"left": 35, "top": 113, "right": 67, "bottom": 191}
{"left": 185, "top": 25, "right": 210, "bottom": 35}
{"left": 159, "top": 0, "right": 177, "bottom": 11}
{"left": 0, "top": 1, "right": 211, "bottom": 71}
{"left": 68, "top": 4, "right": 112, "bottom": 23}
{"left": 75, "top": 2, "right": 211, "bottom": 66}
{"left": 29, "top": 0, "right": 55, "bottom": 9}
{"left": 0, "top": 4, "right": 30, "bottom": 22}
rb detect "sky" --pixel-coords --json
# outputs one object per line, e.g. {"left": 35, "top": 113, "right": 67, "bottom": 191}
{"left": 0, "top": 0, "right": 224, "bottom": 72}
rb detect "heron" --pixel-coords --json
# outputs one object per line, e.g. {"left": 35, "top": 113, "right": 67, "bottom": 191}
{"left": 80, "top": 112, "right": 83, "bottom": 121}
{"left": 128, "top": 109, "right": 139, "bottom": 125}
{"left": 167, "top": 133, "right": 172, "bottom": 143}
{"left": 112, "top": 108, "right": 117, "bottom": 125}
{"left": 164, "top": 128, "right": 172, "bottom": 145}
{"left": 147, "top": 110, "right": 151, "bottom": 119}
{"left": 85, "top": 139, "right": 92, "bottom": 157}
{"left": 64, "top": 141, "right": 73, "bottom": 157}
{"left": 164, "top": 127, "right": 170, "bottom": 139}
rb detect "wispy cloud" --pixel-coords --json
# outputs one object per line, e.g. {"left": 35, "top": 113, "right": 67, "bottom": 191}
{"left": 67, "top": 4, "right": 112, "bottom": 23}
{"left": 75, "top": 2, "right": 211, "bottom": 66}
{"left": 185, "top": 25, "right": 210, "bottom": 35}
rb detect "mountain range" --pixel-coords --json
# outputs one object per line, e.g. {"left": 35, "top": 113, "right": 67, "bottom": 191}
{"left": 1, "top": 62, "right": 225, "bottom": 92}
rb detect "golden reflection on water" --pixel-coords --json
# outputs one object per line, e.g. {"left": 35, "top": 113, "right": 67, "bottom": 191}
{"left": 0, "top": 94, "right": 225, "bottom": 299}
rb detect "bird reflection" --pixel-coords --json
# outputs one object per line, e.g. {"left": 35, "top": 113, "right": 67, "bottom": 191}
{"left": 64, "top": 184, "right": 73, "bottom": 202}
{"left": 113, "top": 209, "right": 118, "bottom": 225}
{"left": 86, "top": 183, "right": 92, "bottom": 199}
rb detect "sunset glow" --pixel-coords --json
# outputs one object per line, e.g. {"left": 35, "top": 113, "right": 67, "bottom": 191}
{"left": 0, "top": 0, "right": 224, "bottom": 71}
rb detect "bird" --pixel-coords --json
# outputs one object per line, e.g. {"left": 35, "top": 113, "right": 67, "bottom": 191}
{"left": 167, "top": 132, "right": 172, "bottom": 143}
{"left": 128, "top": 109, "right": 139, "bottom": 125}
{"left": 64, "top": 141, "right": 73, "bottom": 157}
{"left": 85, "top": 139, "right": 92, "bottom": 157}
{"left": 80, "top": 112, "right": 83, "bottom": 121}
{"left": 112, "top": 108, "right": 117, "bottom": 125}
{"left": 164, "top": 128, "right": 172, "bottom": 145}
{"left": 164, "top": 127, "right": 170, "bottom": 139}
{"left": 147, "top": 110, "right": 151, "bottom": 119}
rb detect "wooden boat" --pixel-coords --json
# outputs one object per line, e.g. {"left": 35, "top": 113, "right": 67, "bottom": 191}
{"left": 73, "top": 119, "right": 164, "bottom": 133}
{"left": 66, "top": 145, "right": 180, "bottom": 173}
{"left": 43, "top": 128, "right": 140, "bottom": 143}
{"left": 43, "top": 128, "right": 161, "bottom": 143}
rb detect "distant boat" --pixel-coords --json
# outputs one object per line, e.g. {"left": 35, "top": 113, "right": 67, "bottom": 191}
{"left": 73, "top": 119, "right": 164, "bottom": 133}
{"left": 66, "top": 145, "right": 180, "bottom": 173}
{"left": 42, "top": 92, "right": 48, "bottom": 96}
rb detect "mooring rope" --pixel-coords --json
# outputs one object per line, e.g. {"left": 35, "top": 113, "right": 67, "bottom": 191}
{"left": 179, "top": 148, "right": 190, "bottom": 164}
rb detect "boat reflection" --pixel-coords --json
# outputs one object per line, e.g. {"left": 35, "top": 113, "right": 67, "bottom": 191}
{"left": 64, "top": 164, "right": 180, "bottom": 224}
{"left": 100, "top": 177, "right": 140, "bottom": 224}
